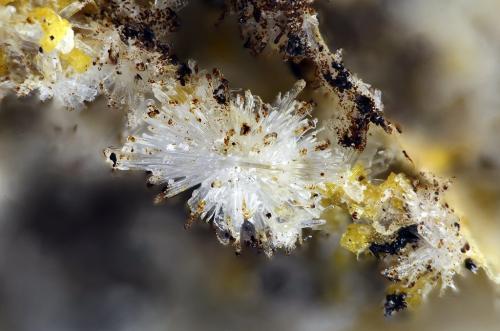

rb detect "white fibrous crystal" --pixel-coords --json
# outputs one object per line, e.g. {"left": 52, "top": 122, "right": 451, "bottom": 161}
{"left": 37, "top": 68, "right": 101, "bottom": 106}
{"left": 385, "top": 188, "right": 464, "bottom": 283}
{"left": 106, "top": 69, "right": 350, "bottom": 254}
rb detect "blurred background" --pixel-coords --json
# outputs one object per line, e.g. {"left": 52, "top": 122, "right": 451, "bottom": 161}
{"left": 0, "top": 0, "right": 499, "bottom": 330}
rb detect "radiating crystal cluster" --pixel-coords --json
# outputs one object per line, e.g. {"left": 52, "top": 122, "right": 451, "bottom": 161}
{"left": 106, "top": 67, "right": 350, "bottom": 254}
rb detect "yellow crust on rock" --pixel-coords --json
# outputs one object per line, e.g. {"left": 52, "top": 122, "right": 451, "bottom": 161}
{"left": 340, "top": 223, "right": 374, "bottom": 255}
{"left": 322, "top": 164, "right": 411, "bottom": 222}
{"left": 60, "top": 48, "right": 92, "bottom": 73}
{"left": 28, "top": 7, "right": 72, "bottom": 53}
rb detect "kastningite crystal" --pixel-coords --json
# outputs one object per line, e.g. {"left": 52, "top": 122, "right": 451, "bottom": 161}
{"left": 106, "top": 71, "right": 350, "bottom": 255}
{"left": 1, "top": 0, "right": 497, "bottom": 315}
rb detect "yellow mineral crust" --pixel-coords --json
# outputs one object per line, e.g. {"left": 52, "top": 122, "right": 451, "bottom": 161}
{"left": 324, "top": 162, "right": 493, "bottom": 311}
{"left": 23, "top": 6, "right": 91, "bottom": 74}
{"left": 340, "top": 223, "right": 374, "bottom": 255}
{"left": 60, "top": 48, "right": 92, "bottom": 73}
{"left": 28, "top": 7, "right": 73, "bottom": 53}
{"left": 322, "top": 164, "right": 411, "bottom": 222}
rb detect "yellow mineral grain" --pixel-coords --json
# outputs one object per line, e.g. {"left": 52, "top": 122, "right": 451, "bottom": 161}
{"left": 60, "top": 48, "right": 92, "bottom": 73}
{"left": 379, "top": 173, "right": 410, "bottom": 210}
{"left": 340, "top": 223, "right": 374, "bottom": 255}
{"left": 358, "top": 184, "right": 381, "bottom": 219}
{"left": 321, "top": 182, "right": 345, "bottom": 208}
{"left": 348, "top": 163, "right": 368, "bottom": 183}
{"left": 28, "top": 7, "right": 72, "bottom": 53}
{"left": 322, "top": 164, "right": 412, "bottom": 224}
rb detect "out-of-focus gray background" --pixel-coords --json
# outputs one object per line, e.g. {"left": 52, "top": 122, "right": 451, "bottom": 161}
{"left": 0, "top": 1, "right": 499, "bottom": 330}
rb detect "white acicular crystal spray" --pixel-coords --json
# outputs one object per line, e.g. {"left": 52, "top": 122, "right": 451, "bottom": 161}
{"left": 106, "top": 68, "right": 348, "bottom": 254}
